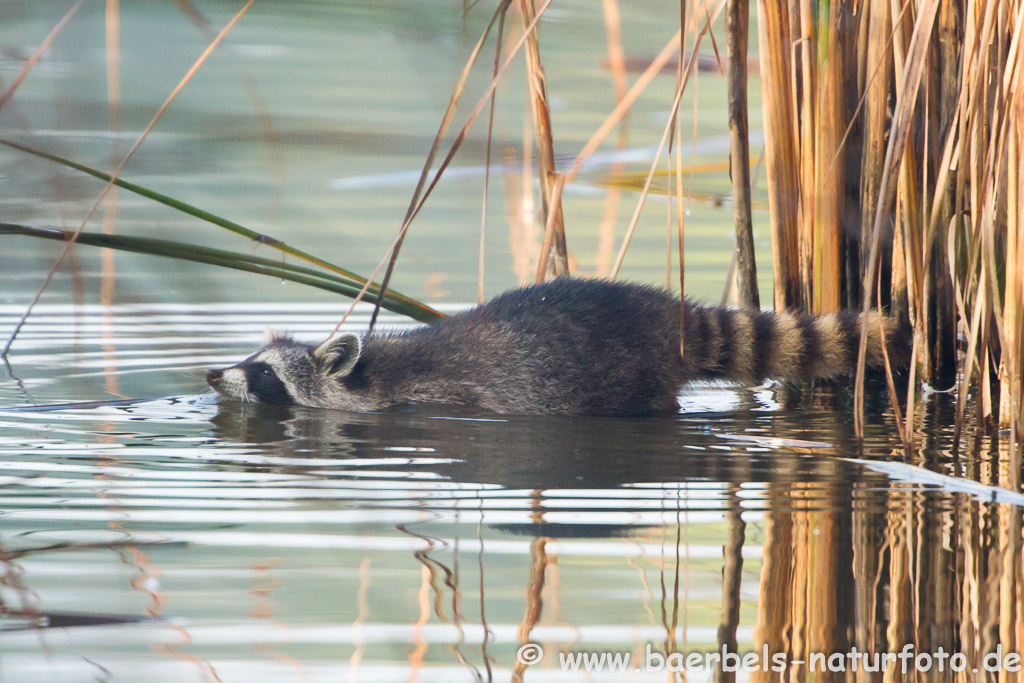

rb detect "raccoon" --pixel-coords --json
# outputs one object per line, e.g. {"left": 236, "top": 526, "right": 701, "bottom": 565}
{"left": 206, "top": 278, "right": 912, "bottom": 416}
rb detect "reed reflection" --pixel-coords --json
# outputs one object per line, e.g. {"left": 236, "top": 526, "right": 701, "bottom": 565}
{"left": 199, "top": 385, "right": 1020, "bottom": 680}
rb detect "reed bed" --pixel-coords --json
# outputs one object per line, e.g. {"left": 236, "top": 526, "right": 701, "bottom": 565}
{"left": 752, "top": 0, "right": 1023, "bottom": 444}
{"left": 458, "top": 0, "right": 1024, "bottom": 444}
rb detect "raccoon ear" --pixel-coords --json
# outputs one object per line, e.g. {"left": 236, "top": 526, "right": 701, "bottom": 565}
{"left": 264, "top": 328, "right": 289, "bottom": 344}
{"left": 313, "top": 334, "right": 362, "bottom": 377}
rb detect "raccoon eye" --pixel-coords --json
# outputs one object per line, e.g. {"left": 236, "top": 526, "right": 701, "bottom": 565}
{"left": 262, "top": 368, "right": 273, "bottom": 376}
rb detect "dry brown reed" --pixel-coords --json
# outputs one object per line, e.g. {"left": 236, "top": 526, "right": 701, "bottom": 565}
{"left": 363, "top": 0, "right": 517, "bottom": 332}
{"left": 672, "top": 1, "right": 688, "bottom": 357}
{"left": 564, "top": 28, "right": 685, "bottom": 185}
{"left": 609, "top": 1, "right": 725, "bottom": 280}
{"left": 403, "top": 0, "right": 1024, "bottom": 448}
{"left": 596, "top": 0, "right": 629, "bottom": 278}
{"left": 725, "top": 0, "right": 758, "bottom": 311}
{"left": 519, "top": 0, "right": 568, "bottom": 280}
{"left": 478, "top": 2, "right": 507, "bottom": 302}
{"left": 175, "top": 0, "right": 286, "bottom": 222}
{"left": 750, "top": 0, "right": 1023, "bottom": 444}
{"left": 366, "top": 0, "right": 1024, "bottom": 452}
{"left": 0, "top": 0, "right": 86, "bottom": 111}
{"left": 9, "top": 0, "right": 1018, "bottom": 446}
{"left": 535, "top": 173, "right": 566, "bottom": 282}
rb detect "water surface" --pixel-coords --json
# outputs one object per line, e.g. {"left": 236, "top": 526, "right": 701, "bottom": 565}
{"left": 2, "top": 304, "right": 1019, "bottom": 682}
{"left": 1, "top": 2, "right": 1022, "bottom": 682}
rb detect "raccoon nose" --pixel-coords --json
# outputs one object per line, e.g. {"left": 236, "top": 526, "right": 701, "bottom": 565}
{"left": 206, "top": 368, "right": 224, "bottom": 386}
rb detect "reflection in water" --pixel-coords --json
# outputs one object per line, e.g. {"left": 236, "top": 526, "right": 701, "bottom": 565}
{"left": 0, "top": 366, "right": 1021, "bottom": 680}
{"left": 199, "top": 390, "right": 1017, "bottom": 681}
{"left": 0, "top": 321, "right": 1022, "bottom": 682}
{"left": 0, "top": 295, "right": 1020, "bottom": 681}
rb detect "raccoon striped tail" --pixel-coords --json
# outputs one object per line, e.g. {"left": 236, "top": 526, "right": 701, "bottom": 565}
{"left": 681, "top": 304, "right": 912, "bottom": 383}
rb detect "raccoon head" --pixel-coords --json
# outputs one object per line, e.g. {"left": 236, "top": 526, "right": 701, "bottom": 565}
{"left": 206, "top": 330, "right": 364, "bottom": 408}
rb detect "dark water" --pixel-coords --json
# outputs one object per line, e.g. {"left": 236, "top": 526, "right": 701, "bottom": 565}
{"left": 1, "top": 305, "right": 1022, "bottom": 682}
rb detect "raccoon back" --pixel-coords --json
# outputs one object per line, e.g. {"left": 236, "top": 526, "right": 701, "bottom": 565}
{"left": 343, "top": 279, "right": 911, "bottom": 416}
{"left": 354, "top": 279, "right": 688, "bottom": 415}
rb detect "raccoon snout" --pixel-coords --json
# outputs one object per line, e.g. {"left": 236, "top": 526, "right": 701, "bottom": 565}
{"left": 206, "top": 368, "right": 224, "bottom": 388}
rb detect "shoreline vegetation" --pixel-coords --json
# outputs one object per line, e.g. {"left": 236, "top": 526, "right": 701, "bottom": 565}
{"left": 1, "top": 1, "right": 1020, "bottom": 449}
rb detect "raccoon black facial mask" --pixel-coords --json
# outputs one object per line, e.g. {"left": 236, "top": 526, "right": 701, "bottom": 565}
{"left": 206, "top": 279, "right": 911, "bottom": 416}
{"left": 241, "top": 362, "right": 295, "bottom": 406}
{"left": 206, "top": 330, "right": 363, "bottom": 409}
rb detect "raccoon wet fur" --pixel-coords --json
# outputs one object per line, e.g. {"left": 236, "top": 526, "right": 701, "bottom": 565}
{"left": 206, "top": 278, "right": 912, "bottom": 416}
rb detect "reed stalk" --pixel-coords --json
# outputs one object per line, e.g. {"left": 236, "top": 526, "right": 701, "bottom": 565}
{"left": 755, "top": 1, "right": 802, "bottom": 310}
{"left": 609, "top": 1, "right": 725, "bottom": 279}
{"left": 674, "top": 1, "right": 688, "bottom": 358}
{"left": 478, "top": 4, "right": 508, "bottom": 302}
{"left": 535, "top": 174, "right": 565, "bottom": 282}
{"left": 364, "top": 0, "right": 518, "bottom": 332}
{"left": 519, "top": 0, "right": 567, "bottom": 279}
{"left": 596, "top": 0, "right": 629, "bottom": 278}
{"left": 725, "top": 0, "right": 758, "bottom": 310}
{"left": 0, "top": 0, "right": 85, "bottom": 111}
